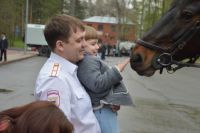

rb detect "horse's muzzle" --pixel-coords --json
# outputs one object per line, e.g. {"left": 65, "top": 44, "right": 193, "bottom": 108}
{"left": 130, "top": 54, "right": 142, "bottom": 64}
{"left": 130, "top": 53, "right": 143, "bottom": 70}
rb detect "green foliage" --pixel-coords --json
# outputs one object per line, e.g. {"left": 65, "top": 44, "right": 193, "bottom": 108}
{"left": 13, "top": 0, "right": 25, "bottom": 37}
{"left": 132, "top": 0, "right": 173, "bottom": 37}
{"left": 0, "top": 0, "right": 88, "bottom": 46}
{"left": 74, "top": 0, "right": 87, "bottom": 19}
{"left": 66, "top": 0, "right": 87, "bottom": 19}
{"left": 0, "top": 0, "right": 16, "bottom": 45}
{"left": 31, "top": 0, "right": 62, "bottom": 24}
{"left": 0, "top": 0, "right": 173, "bottom": 42}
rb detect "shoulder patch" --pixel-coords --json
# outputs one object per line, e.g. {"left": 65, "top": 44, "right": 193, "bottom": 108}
{"left": 47, "top": 90, "right": 60, "bottom": 106}
{"left": 49, "top": 63, "right": 61, "bottom": 77}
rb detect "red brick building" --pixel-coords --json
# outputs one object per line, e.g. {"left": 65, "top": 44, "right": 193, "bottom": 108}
{"left": 83, "top": 16, "right": 136, "bottom": 46}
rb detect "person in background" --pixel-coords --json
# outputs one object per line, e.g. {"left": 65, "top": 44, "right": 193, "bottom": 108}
{"left": 0, "top": 101, "right": 73, "bottom": 133}
{"left": 97, "top": 39, "right": 102, "bottom": 59}
{"left": 100, "top": 41, "right": 106, "bottom": 60}
{"left": 107, "top": 45, "right": 111, "bottom": 56}
{"left": 77, "top": 25, "right": 133, "bottom": 133}
{"left": 0, "top": 33, "right": 9, "bottom": 61}
{"left": 35, "top": 15, "right": 100, "bottom": 133}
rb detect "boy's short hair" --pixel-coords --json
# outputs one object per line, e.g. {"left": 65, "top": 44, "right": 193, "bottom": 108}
{"left": 84, "top": 25, "right": 99, "bottom": 40}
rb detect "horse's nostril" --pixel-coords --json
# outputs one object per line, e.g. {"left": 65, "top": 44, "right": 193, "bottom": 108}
{"left": 131, "top": 54, "right": 142, "bottom": 63}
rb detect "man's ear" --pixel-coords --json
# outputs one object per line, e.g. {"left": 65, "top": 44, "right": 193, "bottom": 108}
{"left": 56, "top": 40, "right": 64, "bottom": 52}
{"left": 0, "top": 119, "right": 10, "bottom": 132}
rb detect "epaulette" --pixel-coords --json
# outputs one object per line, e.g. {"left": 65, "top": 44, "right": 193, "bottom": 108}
{"left": 49, "top": 63, "right": 61, "bottom": 77}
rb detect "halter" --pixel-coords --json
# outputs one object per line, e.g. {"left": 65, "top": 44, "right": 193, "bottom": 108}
{"left": 136, "top": 21, "right": 200, "bottom": 74}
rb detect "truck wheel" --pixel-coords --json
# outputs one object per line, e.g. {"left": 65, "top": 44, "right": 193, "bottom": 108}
{"left": 38, "top": 46, "right": 50, "bottom": 57}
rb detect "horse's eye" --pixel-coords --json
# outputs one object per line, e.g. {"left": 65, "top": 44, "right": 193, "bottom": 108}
{"left": 182, "top": 10, "right": 193, "bottom": 20}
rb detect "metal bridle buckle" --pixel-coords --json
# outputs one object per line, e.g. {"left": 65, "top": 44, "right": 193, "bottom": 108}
{"left": 157, "top": 53, "right": 172, "bottom": 67}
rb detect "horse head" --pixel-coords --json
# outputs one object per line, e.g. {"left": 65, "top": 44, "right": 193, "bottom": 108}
{"left": 130, "top": 0, "right": 200, "bottom": 76}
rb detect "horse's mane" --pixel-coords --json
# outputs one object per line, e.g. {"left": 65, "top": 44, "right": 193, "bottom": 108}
{"left": 0, "top": 101, "right": 73, "bottom": 133}
{"left": 170, "top": 0, "right": 185, "bottom": 10}
{"left": 171, "top": 0, "right": 197, "bottom": 9}
{"left": 171, "top": 0, "right": 179, "bottom": 7}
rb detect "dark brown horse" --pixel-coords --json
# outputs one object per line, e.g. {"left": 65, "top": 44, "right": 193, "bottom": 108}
{"left": 0, "top": 101, "right": 73, "bottom": 133}
{"left": 130, "top": 0, "right": 200, "bottom": 77}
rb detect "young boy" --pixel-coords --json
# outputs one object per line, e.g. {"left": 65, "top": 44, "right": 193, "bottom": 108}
{"left": 77, "top": 26, "right": 133, "bottom": 133}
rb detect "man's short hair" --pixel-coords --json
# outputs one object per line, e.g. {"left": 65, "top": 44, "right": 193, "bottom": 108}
{"left": 44, "top": 14, "right": 85, "bottom": 50}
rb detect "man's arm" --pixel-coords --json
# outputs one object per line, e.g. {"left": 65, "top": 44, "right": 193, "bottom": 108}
{"left": 35, "top": 77, "right": 71, "bottom": 119}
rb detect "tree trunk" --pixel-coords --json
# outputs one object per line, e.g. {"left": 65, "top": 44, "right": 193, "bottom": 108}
{"left": 139, "top": 0, "right": 145, "bottom": 37}
{"left": 70, "top": 0, "right": 76, "bottom": 16}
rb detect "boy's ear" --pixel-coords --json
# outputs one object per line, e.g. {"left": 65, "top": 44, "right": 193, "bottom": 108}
{"left": 0, "top": 119, "right": 10, "bottom": 132}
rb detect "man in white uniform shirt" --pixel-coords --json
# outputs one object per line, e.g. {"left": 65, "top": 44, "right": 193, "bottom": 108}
{"left": 35, "top": 14, "right": 101, "bottom": 133}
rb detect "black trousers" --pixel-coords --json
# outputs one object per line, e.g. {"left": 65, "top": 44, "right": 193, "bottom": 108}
{"left": 0, "top": 49, "right": 7, "bottom": 61}
{"left": 101, "top": 51, "right": 106, "bottom": 60}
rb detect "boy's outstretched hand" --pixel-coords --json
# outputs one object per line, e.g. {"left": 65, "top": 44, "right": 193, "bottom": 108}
{"left": 116, "top": 58, "right": 130, "bottom": 72}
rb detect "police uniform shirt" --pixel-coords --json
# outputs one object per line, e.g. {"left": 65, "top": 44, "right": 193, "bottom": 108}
{"left": 35, "top": 52, "right": 101, "bottom": 133}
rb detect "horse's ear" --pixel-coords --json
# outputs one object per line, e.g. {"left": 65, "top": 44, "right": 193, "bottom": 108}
{"left": 0, "top": 119, "right": 10, "bottom": 132}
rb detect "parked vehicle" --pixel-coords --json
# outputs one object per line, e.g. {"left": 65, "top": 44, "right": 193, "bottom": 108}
{"left": 118, "top": 41, "right": 135, "bottom": 56}
{"left": 26, "top": 24, "right": 50, "bottom": 57}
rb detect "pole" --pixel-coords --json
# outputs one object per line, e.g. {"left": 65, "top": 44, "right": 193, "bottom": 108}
{"left": 24, "top": 0, "right": 29, "bottom": 54}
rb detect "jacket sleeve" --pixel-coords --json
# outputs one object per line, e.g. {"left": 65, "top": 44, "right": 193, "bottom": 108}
{"left": 77, "top": 56, "right": 122, "bottom": 94}
{"left": 5, "top": 39, "right": 8, "bottom": 49}
{"left": 0, "top": 41, "right": 1, "bottom": 49}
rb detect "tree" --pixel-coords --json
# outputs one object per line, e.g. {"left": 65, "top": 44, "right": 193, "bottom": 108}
{"left": 132, "top": 0, "right": 173, "bottom": 38}
{"left": 29, "top": 0, "right": 62, "bottom": 24}
{"left": 13, "top": 0, "right": 25, "bottom": 37}
{"left": 0, "top": 0, "right": 16, "bottom": 46}
{"left": 67, "top": 0, "right": 87, "bottom": 19}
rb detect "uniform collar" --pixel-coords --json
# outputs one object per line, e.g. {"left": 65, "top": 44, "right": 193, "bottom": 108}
{"left": 50, "top": 52, "right": 78, "bottom": 75}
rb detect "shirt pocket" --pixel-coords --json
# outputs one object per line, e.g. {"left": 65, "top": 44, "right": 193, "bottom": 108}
{"left": 74, "top": 87, "right": 86, "bottom": 99}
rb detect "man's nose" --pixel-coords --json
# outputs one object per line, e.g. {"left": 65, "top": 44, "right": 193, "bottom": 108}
{"left": 82, "top": 39, "right": 86, "bottom": 48}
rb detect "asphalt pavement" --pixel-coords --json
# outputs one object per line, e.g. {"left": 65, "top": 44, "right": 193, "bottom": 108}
{"left": 0, "top": 54, "right": 200, "bottom": 133}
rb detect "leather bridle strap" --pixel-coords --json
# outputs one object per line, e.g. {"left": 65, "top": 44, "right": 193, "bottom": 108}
{"left": 136, "top": 39, "right": 169, "bottom": 53}
{"left": 136, "top": 21, "right": 200, "bottom": 55}
{"left": 171, "top": 21, "right": 200, "bottom": 55}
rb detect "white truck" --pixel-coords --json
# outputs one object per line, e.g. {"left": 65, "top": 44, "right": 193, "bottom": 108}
{"left": 26, "top": 24, "right": 50, "bottom": 57}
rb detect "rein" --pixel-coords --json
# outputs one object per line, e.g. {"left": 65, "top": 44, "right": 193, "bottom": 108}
{"left": 136, "top": 21, "right": 200, "bottom": 74}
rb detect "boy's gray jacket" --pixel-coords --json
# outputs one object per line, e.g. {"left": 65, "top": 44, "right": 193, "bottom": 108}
{"left": 77, "top": 54, "right": 134, "bottom": 107}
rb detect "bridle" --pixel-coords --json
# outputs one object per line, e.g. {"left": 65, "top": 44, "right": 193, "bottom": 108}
{"left": 136, "top": 21, "right": 200, "bottom": 74}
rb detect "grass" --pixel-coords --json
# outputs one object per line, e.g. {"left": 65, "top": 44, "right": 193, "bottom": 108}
{"left": 11, "top": 37, "right": 25, "bottom": 49}
{"left": 13, "top": 39, "right": 25, "bottom": 48}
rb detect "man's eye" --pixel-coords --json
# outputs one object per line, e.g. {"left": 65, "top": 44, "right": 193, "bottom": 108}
{"left": 77, "top": 37, "right": 85, "bottom": 43}
{"left": 76, "top": 39, "right": 82, "bottom": 43}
